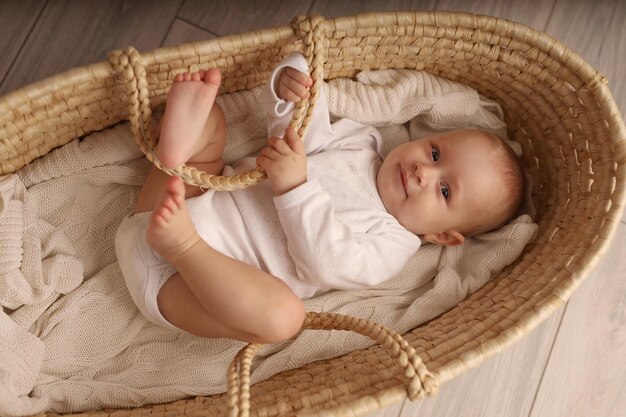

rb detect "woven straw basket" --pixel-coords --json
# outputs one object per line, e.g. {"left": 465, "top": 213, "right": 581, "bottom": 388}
{"left": 1, "top": 10, "right": 625, "bottom": 417}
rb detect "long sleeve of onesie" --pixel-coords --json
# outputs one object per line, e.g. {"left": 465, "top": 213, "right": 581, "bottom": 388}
{"left": 274, "top": 180, "right": 421, "bottom": 290}
{"left": 258, "top": 53, "right": 421, "bottom": 292}
{"left": 259, "top": 53, "right": 334, "bottom": 154}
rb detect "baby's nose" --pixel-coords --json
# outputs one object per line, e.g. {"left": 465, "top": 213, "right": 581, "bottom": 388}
{"left": 414, "top": 163, "right": 433, "bottom": 184}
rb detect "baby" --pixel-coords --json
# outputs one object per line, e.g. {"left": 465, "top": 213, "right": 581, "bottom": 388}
{"left": 115, "top": 53, "right": 523, "bottom": 344}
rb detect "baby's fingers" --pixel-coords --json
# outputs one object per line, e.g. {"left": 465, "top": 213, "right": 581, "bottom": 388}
{"left": 284, "top": 127, "right": 304, "bottom": 154}
{"left": 260, "top": 144, "right": 281, "bottom": 160}
{"left": 285, "top": 68, "right": 312, "bottom": 88}
{"left": 266, "top": 136, "right": 293, "bottom": 155}
{"left": 280, "top": 69, "right": 311, "bottom": 102}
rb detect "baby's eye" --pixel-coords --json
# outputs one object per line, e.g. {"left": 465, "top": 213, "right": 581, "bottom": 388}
{"left": 440, "top": 182, "right": 450, "bottom": 200}
{"left": 431, "top": 146, "right": 440, "bottom": 161}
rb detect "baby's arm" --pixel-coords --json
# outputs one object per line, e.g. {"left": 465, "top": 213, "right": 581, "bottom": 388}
{"left": 257, "top": 66, "right": 312, "bottom": 195}
{"left": 274, "top": 184, "right": 421, "bottom": 290}
{"left": 256, "top": 127, "right": 307, "bottom": 196}
{"left": 259, "top": 52, "right": 334, "bottom": 154}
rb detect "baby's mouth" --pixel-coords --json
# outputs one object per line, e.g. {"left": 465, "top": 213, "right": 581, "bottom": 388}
{"left": 400, "top": 166, "right": 408, "bottom": 197}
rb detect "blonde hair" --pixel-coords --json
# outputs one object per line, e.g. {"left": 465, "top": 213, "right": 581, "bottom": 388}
{"left": 464, "top": 131, "right": 525, "bottom": 236}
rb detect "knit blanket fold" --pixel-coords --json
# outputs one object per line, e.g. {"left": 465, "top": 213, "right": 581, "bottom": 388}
{"left": 0, "top": 69, "right": 537, "bottom": 416}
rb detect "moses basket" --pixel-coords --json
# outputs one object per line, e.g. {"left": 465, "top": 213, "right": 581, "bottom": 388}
{"left": 1, "top": 11, "right": 624, "bottom": 417}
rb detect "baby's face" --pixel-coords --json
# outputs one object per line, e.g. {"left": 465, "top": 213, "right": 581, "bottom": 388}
{"left": 376, "top": 130, "right": 506, "bottom": 245}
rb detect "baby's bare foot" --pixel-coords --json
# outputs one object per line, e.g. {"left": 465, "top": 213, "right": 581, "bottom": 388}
{"left": 147, "top": 176, "right": 200, "bottom": 263}
{"left": 157, "top": 68, "right": 221, "bottom": 169}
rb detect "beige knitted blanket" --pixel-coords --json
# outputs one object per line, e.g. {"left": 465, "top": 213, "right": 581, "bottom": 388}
{"left": 0, "top": 70, "right": 537, "bottom": 415}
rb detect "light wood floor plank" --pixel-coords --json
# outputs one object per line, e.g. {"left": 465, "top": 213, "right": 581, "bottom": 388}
{"left": 310, "top": 0, "right": 437, "bottom": 18}
{"left": 530, "top": 223, "right": 626, "bottom": 417}
{"left": 0, "top": 0, "right": 184, "bottom": 96}
{"left": 0, "top": 0, "right": 46, "bottom": 87}
{"left": 178, "top": 0, "right": 313, "bottom": 36}
{"left": 162, "top": 18, "right": 216, "bottom": 48}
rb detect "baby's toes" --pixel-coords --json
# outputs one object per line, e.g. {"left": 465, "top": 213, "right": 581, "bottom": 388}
{"left": 152, "top": 207, "right": 169, "bottom": 229}
{"left": 166, "top": 176, "right": 186, "bottom": 204}
{"left": 161, "top": 197, "right": 177, "bottom": 216}
{"left": 203, "top": 68, "right": 221, "bottom": 87}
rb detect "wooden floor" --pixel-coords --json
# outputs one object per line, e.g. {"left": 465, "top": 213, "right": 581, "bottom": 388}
{"left": 1, "top": 1, "right": 624, "bottom": 416}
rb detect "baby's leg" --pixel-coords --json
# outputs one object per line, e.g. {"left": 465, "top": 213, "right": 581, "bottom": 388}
{"left": 134, "top": 68, "right": 226, "bottom": 213}
{"left": 148, "top": 176, "right": 305, "bottom": 343}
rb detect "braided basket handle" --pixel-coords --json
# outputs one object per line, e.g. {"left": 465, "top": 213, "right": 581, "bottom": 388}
{"left": 227, "top": 312, "right": 439, "bottom": 417}
{"left": 108, "top": 14, "right": 325, "bottom": 191}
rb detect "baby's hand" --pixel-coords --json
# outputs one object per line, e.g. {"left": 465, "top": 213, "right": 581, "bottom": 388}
{"left": 256, "top": 127, "right": 307, "bottom": 196}
{"left": 276, "top": 67, "right": 313, "bottom": 102}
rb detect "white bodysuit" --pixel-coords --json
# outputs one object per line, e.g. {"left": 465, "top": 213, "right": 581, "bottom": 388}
{"left": 115, "top": 53, "right": 421, "bottom": 331}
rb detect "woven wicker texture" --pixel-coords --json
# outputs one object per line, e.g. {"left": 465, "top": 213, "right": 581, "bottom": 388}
{"left": 0, "top": 10, "right": 624, "bottom": 417}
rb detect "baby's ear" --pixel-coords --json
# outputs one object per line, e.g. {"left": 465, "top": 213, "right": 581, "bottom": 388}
{"left": 422, "top": 230, "right": 465, "bottom": 246}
